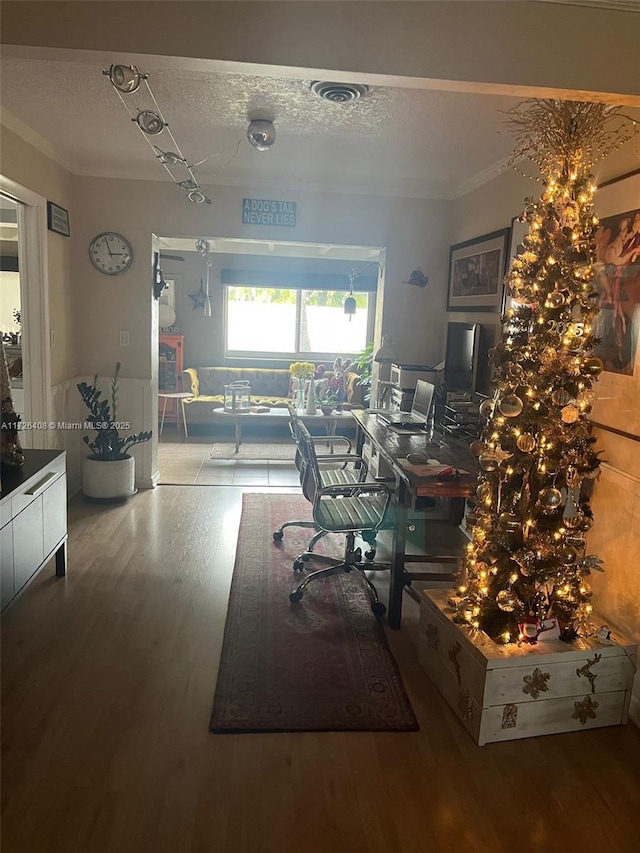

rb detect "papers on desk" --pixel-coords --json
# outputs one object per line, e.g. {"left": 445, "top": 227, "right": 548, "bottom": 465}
{"left": 400, "top": 457, "right": 469, "bottom": 478}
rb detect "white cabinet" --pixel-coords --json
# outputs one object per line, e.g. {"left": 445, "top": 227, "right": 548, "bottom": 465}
{"left": 0, "top": 450, "right": 67, "bottom": 612}
{"left": 1, "top": 523, "right": 14, "bottom": 609}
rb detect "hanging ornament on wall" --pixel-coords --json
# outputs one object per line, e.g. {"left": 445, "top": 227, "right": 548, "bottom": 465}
{"left": 189, "top": 280, "right": 207, "bottom": 310}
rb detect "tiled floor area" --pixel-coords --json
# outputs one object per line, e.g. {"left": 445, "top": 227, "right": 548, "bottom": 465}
{"left": 157, "top": 435, "right": 301, "bottom": 486}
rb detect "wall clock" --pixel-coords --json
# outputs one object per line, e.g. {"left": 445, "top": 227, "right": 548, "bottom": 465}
{"left": 89, "top": 232, "right": 133, "bottom": 275}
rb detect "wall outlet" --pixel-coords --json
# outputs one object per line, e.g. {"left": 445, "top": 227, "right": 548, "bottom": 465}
{"left": 119, "top": 330, "right": 130, "bottom": 347}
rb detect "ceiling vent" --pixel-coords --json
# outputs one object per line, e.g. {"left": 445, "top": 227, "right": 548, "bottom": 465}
{"left": 310, "top": 82, "right": 369, "bottom": 103}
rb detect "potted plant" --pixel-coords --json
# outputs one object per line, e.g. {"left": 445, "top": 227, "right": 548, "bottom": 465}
{"left": 77, "top": 362, "right": 152, "bottom": 501}
{"left": 354, "top": 342, "right": 374, "bottom": 404}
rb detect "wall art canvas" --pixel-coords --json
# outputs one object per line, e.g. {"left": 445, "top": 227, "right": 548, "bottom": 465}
{"left": 589, "top": 172, "right": 640, "bottom": 438}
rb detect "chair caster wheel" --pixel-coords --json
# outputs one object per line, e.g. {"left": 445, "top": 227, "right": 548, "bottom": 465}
{"left": 289, "top": 590, "right": 303, "bottom": 604}
{"left": 371, "top": 602, "right": 386, "bottom": 618}
{"left": 293, "top": 559, "right": 305, "bottom": 572}
{"left": 364, "top": 549, "right": 376, "bottom": 561}
{"left": 273, "top": 530, "right": 283, "bottom": 542}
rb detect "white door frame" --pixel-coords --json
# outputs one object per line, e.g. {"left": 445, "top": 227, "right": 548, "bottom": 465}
{"left": 0, "top": 175, "right": 51, "bottom": 448}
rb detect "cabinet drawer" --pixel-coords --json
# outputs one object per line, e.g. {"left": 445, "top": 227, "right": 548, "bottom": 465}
{"left": 11, "top": 456, "right": 65, "bottom": 517}
{"left": 43, "top": 474, "right": 67, "bottom": 557}
{"left": 13, "top": 498, "right": 44, "bottom": 594}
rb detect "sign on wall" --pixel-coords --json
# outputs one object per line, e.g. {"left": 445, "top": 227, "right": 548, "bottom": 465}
{"left": 242, "top": 198, "right": 297, "bottom": 227}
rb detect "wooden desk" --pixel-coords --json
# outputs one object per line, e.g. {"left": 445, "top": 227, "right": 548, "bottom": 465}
{"left": 352, "top": 410, "right": 477, "bottom": 629}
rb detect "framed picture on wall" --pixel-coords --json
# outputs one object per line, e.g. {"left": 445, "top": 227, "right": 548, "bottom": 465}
{"left": 447, "top": 228, "right": 510, "bottom": 312}
{"left": 588, "top": 170, "right": 640, "bottom": 439}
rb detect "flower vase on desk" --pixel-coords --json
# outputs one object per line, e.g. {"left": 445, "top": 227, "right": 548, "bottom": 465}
{"left": 294, "top": 379, "right": 305, "bottom": 412}
{"left": 305, "top": 379, "right": 317, "bottom": 415}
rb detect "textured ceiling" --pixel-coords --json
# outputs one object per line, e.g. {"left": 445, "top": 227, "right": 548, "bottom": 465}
{"left": 0, "top": 56, "right": 527, "bottom": 199}
{"left": 2, "top": 50, "right": 639, "bottom": 199}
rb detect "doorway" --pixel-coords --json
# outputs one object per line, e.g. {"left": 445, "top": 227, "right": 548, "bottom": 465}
{"left": 153, "top": 235, "right": 385, "bottom": 486}
{"left": 0, "top": 178, "right": 52, "bottom": 448}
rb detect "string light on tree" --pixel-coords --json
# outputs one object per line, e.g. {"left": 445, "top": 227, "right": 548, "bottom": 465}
{"left": 454, "top": 100, "right": 637, "bottom": 645}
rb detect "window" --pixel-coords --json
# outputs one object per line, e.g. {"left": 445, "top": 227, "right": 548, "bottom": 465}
{"left": 225, "top": 286, "right": 373, "bottom": 358}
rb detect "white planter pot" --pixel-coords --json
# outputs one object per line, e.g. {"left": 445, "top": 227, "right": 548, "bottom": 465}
{"left": 82, "top": 455, "right": 136, "bottom": 501}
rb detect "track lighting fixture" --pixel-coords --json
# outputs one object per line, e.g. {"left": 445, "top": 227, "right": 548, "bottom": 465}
{"left": 155, "top": 149, "right": 187, "bottom": 167}
{"left": 103, "top": 63, "right": 235, "bottom": 206}
{"left": 104, "top": 64, "right": 146, "bottom": 94}
{"left": 134, "top": 109, "right": 166, "bottom": 135}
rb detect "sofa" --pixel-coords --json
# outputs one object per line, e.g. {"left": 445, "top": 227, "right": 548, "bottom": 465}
{"left": 182, "top": 366, "right": 364, "bottom": 426}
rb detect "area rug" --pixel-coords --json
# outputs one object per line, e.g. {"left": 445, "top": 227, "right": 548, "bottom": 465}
{"left": 209, "top": 442, "right": 295, "bottom": 460}
{"left": 210, "top": 493, "right": 418, "bottom": 733}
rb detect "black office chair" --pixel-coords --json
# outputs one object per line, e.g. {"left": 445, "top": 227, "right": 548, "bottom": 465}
{"left": 272, "top": 410, "right": 365, "bottom": 555}
{"left": 289, "top": 419, "right": 392, "bottom": 618}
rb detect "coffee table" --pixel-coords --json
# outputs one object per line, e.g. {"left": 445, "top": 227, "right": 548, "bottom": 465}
{"left": 211, "top": 407, "right": 354, "bottom": 453}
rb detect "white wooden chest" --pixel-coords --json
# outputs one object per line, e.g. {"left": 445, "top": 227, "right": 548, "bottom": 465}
{"left": 417, "top": 590, "right": 637, "bottom": 745}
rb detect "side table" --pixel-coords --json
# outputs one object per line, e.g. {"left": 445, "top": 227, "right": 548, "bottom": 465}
{"left": 159, "top": 392, "right": 192, "bottom": 439}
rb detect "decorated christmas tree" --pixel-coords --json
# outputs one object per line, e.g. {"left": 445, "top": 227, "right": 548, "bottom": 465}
{"left": 454, "top": 100, "right": 636, "bottom": 646}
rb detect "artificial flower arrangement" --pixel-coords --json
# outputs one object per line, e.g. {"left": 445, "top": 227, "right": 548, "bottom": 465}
{"left": 289, "top": 361, "right": 316, "bottom": 380}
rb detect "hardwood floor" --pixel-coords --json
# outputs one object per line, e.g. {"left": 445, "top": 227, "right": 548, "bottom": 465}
{"left": 2, "top": 485, "right": 639, "bottom": 853}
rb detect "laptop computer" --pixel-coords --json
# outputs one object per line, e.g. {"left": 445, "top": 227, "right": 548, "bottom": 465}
{"left": 377, "top": 379, "right": 435, "bottom": 430}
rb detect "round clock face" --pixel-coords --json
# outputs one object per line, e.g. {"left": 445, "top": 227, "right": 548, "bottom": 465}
{"left": 89, "top": 232, "right": 133, "bottom": 275}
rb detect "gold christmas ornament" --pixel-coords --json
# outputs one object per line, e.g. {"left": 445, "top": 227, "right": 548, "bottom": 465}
{"left": 561, "top": 405, "right": 580, "bottom": 424}
{"left": 479, "top": 454, "right": 499, "bottom": 473}
{"left": 508, "top": 363, "right": 524, "bottom": 378}
{"left": 552, "top": 389, "right": 572, "bottom": 406}
{"left": 516, "top": 433, "right": 536, "bottom": 453}
{"left": 477, "top": 482, "right": 493, "bottom": 504}
{"left": 547, "top": 290, "right": 566, "bottom": 309}
{"left": 538, "top": 487, "right": 563, "bottom": 509}
{"left": 582, "top": 357, "right": 604, "bottom": 376}
{"left": 559, "top": 544, "right": 578, "bottom": 564}
{"left": 499, "top": 395, "right": 524, "bottom": 418}
{"left": 469, "top": 440, "right": 484, "bottom": 458}
{"left": 479, "top": 400, "right": 495, "bottom": 419}
{"left": 498, "top": 512, "right": 521, "bottom": 532}
{"left": 564, "top": 513, "right": 584, "bottom": 529}
{"left": 496, "top": 589, "right": 518, "bottom": 612}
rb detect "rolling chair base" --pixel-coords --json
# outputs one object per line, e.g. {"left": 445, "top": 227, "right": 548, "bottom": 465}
{"left": 289, "top": 532, "right": 389, "bottom": 618}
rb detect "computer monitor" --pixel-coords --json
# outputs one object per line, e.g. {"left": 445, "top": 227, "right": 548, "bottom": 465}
{"left": 444, "top": 322, "right": 480, "bottom": 393}
{"left": 411, "top": 379, "right": 435, "bottom": 420}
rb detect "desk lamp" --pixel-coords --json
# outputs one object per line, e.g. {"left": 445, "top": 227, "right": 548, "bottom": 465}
{"left": 374, "top": 334, "right": 398, "bottom": 408}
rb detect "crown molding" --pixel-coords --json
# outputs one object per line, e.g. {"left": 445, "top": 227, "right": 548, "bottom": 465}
{"left": 2, "top": 110, "right": 502, "bottom": 201}
{"left": 1, "top": 109, "right": 76, "bottom": 174}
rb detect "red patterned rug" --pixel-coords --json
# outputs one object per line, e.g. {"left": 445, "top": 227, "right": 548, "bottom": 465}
{"left": 210, "top": 493, "right": 418, "bottom": 733}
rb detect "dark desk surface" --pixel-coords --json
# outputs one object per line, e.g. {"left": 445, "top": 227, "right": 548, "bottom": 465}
{"left": 352, "top": 410, "right": 477, "bottom": 498}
